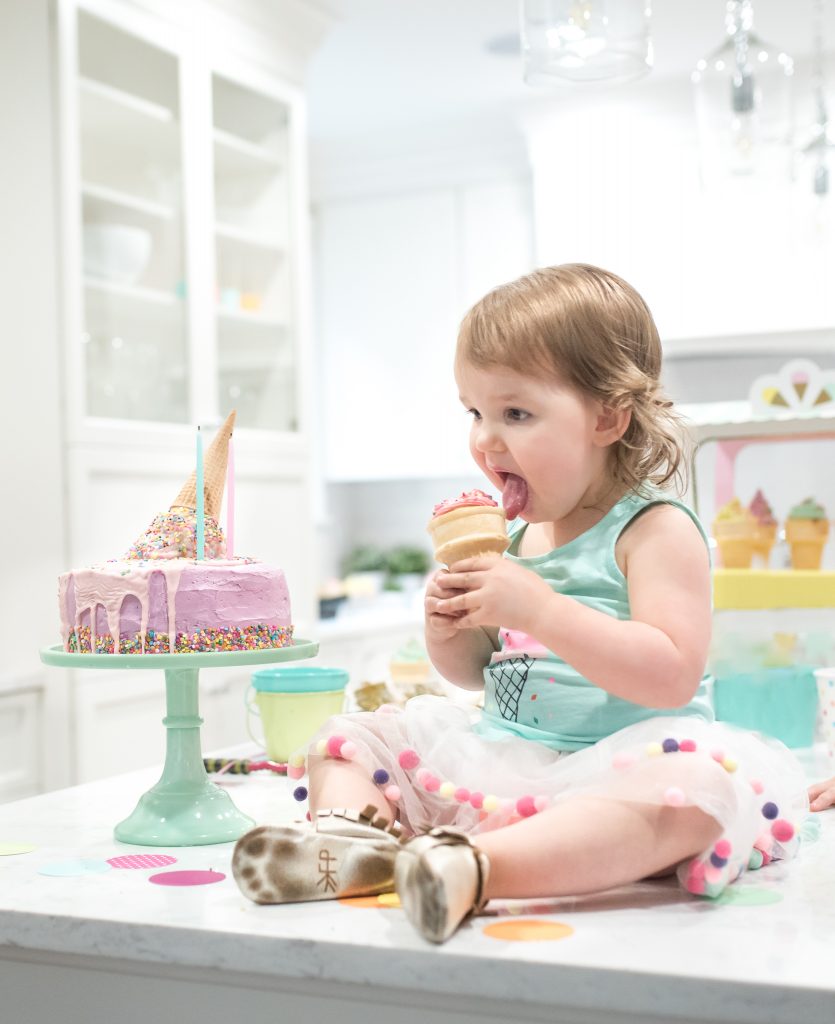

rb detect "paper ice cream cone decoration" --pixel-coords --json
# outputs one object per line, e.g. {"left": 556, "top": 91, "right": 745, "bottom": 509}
{"left": 712, "top": 498, "right": 757, "bottom": 569}
{"left": 785, "top": 498, "right": 830, "bottom": 570}
{"left": 428, "top": 490, "right": 509, "bottom": 567}
{"left": 172, "top": 410, "right": 236, "bottom": 519}
{"left": 749, "top": 358, "right": 835, "bottom": 415}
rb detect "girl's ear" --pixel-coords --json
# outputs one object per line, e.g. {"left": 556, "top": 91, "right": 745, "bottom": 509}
{"left": 593, "top": 404, "right": 631, "bottom": 447}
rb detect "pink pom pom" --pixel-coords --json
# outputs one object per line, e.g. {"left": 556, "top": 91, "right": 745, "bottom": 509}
{"left": 704, "top": 864, "right": 724, "bottom": 885}
{"left": 612, "top": 751, "right": 637, "bottom": 770}
{"left": 749, "top": 778, "right": 765, "bottom": 794}
{"left": 710, "top": 748, "right": 725, "bottom": 763}
{"left": 454, "top": 787, "right": 471, "bottom": 803}
{"left": 714, "top": 838, "right": 732, "bottom": 859}
{"left": 516, "top": 795, "right": 537, "bottom": 817}
{"left": 415, "top": 767, "right": 430, "bottom": 786}
{"left": 685, "top": 859, "right": 706, "bottom": 895}
{"left": 339, "top": 740, "right": 358, "bottom": 760}
{"left": 534, "top": 795, "right": 549, "bottom": 813}
{"left": 469, "top": 791, "right": 484, "bottom": 809}
{"left": 424, "top": 774, "right": 441, "bottom": 793}
{"left": 306, "top": 811, "right": 312, "bottom": 821}
{"left": 663, "top": 786, "right": 686, "bottom": 807}
{"left": 771, "top": 819, "right": 795, "bottom": 843}
{"left": 383, "top": 784, "right": 401, "bottom": 803}
{"left": 288, "top": 764, "right": 305, "bottom": 780}
{"left": 326, "top": 734, "right": 346, "bottom": 758}
{"left": 398, "top": 749, "right": 421, "bottom": 771}
{"left": 679, "top": 738, "right": 697, "bottom": 752}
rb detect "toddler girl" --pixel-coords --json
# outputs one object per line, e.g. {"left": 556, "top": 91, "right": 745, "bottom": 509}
{"left": 232, "top": 264, "right": 808, "bottom": 943}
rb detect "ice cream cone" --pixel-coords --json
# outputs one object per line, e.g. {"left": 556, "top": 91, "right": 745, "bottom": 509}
{"left": 785, "top": 518, "right": 830, "bottom": 570}
{"left": 752, "top": 522, "right": 777, "bottom": 564}
{"left": 712, "top": 499, "right": 757, "bottom": 569}
{"left": 171, "top": 410, "right": 236, "bottom": 519}
{"left": 428, "top": 504, "right": 509, "bottom": 567}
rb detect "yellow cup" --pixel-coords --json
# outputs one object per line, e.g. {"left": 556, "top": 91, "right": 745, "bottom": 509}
{"left": 248, "top": 666, "right": 348, "bottom": 762}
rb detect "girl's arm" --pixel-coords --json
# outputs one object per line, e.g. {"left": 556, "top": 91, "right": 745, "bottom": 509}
{"left": 424, "top": 569, "right": 497, "bottom": 689}
{"left": 439, "top": 505, "right": 712, "bottom": 709}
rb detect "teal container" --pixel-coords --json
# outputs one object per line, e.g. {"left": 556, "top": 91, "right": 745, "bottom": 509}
{"left": 248, "top": 666, "right": 349, "bottom": 761}
{"left": 713, "top": 666, "right": 818, "bottom": 748}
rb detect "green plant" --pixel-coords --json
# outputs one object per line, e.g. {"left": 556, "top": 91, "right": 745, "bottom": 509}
{"left": 385, "top": 545, "right": 431, "bottom": 576}
{"left": 342, "top": 544, "right": 387, "bottom": 574}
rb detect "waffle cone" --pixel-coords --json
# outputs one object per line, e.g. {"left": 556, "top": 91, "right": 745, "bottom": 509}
{"left": 171, "top": 410, "right": 236, "bottom": 519}
{"left": 785, "top": 518, "right": 830, "bottom": 570}
{"left": 752, "top": 523, "right": 777, "bottom": 562}
{"left": 427, "top": 504, "right": 509, "bottom": 567}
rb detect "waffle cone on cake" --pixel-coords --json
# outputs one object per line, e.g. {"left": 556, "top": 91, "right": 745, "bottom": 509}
{"left": 428, "top": 490, "right": 509, "bottom": 567}
{"left": 712, "top": 498, "right": 757, "bottom": 569}
{"left": 172, "top": 409, "right": 236, "bottom": 519}
{"left": 785, "top": 498, "right": 830, "bottom": 569}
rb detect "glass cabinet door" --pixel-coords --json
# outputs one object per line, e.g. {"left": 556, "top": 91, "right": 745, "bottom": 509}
{"left": 77, "top": 10, "right": 188, "bottom": 423}
{"left": 212, "top": 74, "right": 297, "bottom": 432}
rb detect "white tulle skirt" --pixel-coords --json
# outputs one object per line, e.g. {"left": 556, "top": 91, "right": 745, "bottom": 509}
{"left": 296, "top": 695, "right": 809, "bottom": 899}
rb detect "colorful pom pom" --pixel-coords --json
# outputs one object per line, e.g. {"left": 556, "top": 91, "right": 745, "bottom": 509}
{"left": 339, "top": 740, "right": 358, "bottom": 760}
{"left": 761, "top": 801, "right": 779, "bottom": 819}
{"left": 384, "top": 784, "right": 401, "bottom": 803}
{"left": 709, "top": 851, "right": 728, "bottom": 869}
{"left": 679, "top": 738, "right": 697, "bottom": 752}
{"left": 469, "top": 791, "right": 484, "bottom": 809}
{"left": 315, "top": 738, "right": 327, "bottom": 756}
{"left": 612, "top": 751, "right": 637, "bottom": 770}
{"left": 710, "top": 749, "right": 725, "bottom": 763}
{"left": 646, "top": 742, "right": 663, "bottom": 757}
{"left": 685, "top": 859, "right": 706, "bottom": 895}
{"left": 289, "top": 753, "right": 306, "bottom": 768}
{"left": 704, "top": 863, "right": 724, "bottom": 885}
{"left": 771, "top": 819, "right": 795, "bottom": 843}
{"left": 749, "top": 778, "right": 765, "bottom": 794}
{"left": 714, "top": 838, "right": 732, "bottom": 859}
{"left": 454, "top": 787, "right": 471, "bottom": 803}
{"left": 398, "top": 749, "right": 421, "bottom": 770}
{"left": 415, "top": 768, "right": 431, "bottom": 786}
{"left": 288, "top": 764, "right": 305, "bottom": 780}
{"left": 424, "top": 775, "right": 441, "bottom": 793}
{"left": 748, "top": 848, "right": 764, "bottom": 870}
{"left": 326, "top": 734, "right": 346, "bottom": 758}
{"left": 721, "top": 756, "right": 738, "bottom": 773}
{"left": 439, "top": 781, "right": 456, "bottom": 800}
{"left": 516, "top": 795, "right": 537, "bottom": 817}
{"left": 663, "top": 786, "right": 686, "bottom": 807}
{"left": 662, "top": 738, "right": 679, "bottom": 753}
{"left": 372, "top": 769, "right": 390, "bottom": 785}
{"left": 483, "top": 794, "right": 499, "bottom": 812}
{"left": 292, "top": 786, "right": 308, "bottom": 802}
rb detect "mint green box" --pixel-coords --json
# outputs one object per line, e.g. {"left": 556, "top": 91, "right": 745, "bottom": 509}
{"left": 712, "top": 666, "right": 818, "bottom": 748}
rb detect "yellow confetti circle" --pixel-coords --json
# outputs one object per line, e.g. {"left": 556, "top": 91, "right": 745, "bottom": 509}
{"left": 482, "top": 918, "right": 574, "bottom": 942}
{"left": 338, "top": 891, "right": 400, "bottom": 909}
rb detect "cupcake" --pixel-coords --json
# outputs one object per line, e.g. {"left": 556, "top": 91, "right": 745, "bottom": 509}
{"left": 748, "top": 489, "right": 778, "bottom": 566}
{"left": 785, "top": 498, "right": 830, "bottom": 570}
{"left": 427, "top": 489, "right": 509, "bottom": 567}
{"left": 712, "top": 498, "right": 757, "bottom": 569}
{"left": 389, "top": 637, "right": 432, "bottom": 686}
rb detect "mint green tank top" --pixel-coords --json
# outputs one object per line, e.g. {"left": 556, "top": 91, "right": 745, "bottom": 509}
{"left": 475, "top": 488, "right": 714, "bottom": 751}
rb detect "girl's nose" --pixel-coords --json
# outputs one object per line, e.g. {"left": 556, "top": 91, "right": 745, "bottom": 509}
{"left": 473, "top": 421, "right": 504, "bottom": 453}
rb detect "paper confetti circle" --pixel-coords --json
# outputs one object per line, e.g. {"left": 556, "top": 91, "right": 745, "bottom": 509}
{"left": 149, "top": 869, "right": 225, "bottom": 887}
{"left": 108, "top": 854, "right": 177, "bottom": 870}
{"left": 38, "top": 859, "right": 111, "bottom": 877}
{"left": 482, "top": 919, "right": 574, "bottom": 942}
{"left": 0, "top": 842, "right": 35, "bottom": 856}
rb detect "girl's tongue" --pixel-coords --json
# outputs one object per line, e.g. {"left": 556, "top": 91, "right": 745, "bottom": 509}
{"left": 501, "top": 474, "right": 528, "bottom": 520}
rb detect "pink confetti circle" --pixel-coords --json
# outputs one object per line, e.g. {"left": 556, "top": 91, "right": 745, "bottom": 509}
{"left": 149, "top": 869, "right": 226, "bottom": 887}
{"left": 108, "top": 854, "right": 178, "bottom": 870}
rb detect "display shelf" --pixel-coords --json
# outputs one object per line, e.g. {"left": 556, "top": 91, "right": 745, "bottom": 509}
{"left": 215, "top": 221, "right": 284, "bottom": 252}
{"left": 216, "top": 306, "right": 286, "bottom": 328}
{"left": 79, "top": 75, "right": 174, "bottom": 124}
{"left": 213, "top": 127, "right": 282, "bottom": 172}
{"left": 84, "top": 276, "right": 178, "bottom": 307}
{"left": 82, "top": 182, "right": 174, "bottom": 221}
{"left": 681, "top": 400, "right": 835, "bottom": 445}
{"left": 713, "top": 569, "right": 835, "bottom": 610}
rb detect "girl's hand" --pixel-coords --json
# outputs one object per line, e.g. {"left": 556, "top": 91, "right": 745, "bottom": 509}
{"left": 435, "top": 555, "right": 554, "bottom": 633}
{"left": 424, "top": 568, "right": 469, "bottom": 641}
{"left": 808, "top": 776, "right": 835, "bottom": 812}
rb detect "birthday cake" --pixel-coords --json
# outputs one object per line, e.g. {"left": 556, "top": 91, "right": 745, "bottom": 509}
{"left": 58, "top": 412, "right": 293, "bottom": 654}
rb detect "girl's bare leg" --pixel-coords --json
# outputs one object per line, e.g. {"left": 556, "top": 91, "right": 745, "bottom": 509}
{"left": 308, "top": 758, "right": 394, "bottom": 826}
{"left": 476, "top": 795, "right": 722, "bottom": 899}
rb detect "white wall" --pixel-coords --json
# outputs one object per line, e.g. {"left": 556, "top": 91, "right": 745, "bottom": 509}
{"left": 0, "top": 1, "right": 65, "bottom": 678}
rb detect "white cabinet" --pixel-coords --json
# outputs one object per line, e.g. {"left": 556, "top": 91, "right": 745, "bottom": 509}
{"left": 318, "top": 178, "right": 534, "bottom": 481}
{"left": 0, "top": 688, "right": 43, "bottom": 802}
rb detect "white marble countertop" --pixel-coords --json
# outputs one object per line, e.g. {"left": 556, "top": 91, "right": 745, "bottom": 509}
{"left": 2, "top": 747, "right": 834, "bottom": 1023}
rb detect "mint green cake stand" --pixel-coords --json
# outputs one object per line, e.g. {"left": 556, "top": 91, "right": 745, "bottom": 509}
{"left": 40, "top": 641, "right": 318, "bottom": 847}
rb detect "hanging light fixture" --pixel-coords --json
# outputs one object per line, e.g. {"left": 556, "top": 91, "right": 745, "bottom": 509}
{"left": 800, "top": 0, "right": 834, "bottom": 196}
{"left": 519, "top": 1, "right": 653, "bottom": 85}
{"left": 692, "top": 0, "right": 794, "bottom": 187}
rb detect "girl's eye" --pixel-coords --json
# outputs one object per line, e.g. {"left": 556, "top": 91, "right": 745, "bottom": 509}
{"left": 466, "top": 407, "right": 482, "bottom": 421}
{"left": 505, "top": 408, "right": 530, "bottom": 423}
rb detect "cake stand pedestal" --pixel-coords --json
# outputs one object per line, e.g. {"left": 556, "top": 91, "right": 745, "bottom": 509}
{"left": 40, "top": 641, "right": 318, "bottom": 847}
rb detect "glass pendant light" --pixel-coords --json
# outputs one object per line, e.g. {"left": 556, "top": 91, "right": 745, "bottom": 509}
{"left": 800, "top": 0, "right": 834, "bottom": 196}
{"left": 692, "top": 0, "right": 794, "bottom": 188}
{"left": 520, "top": 0, "right": 653, "bottom": 85}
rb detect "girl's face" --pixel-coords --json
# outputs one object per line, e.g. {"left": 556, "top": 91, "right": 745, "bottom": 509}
{"left": 455, "top": 359, "right": 612, "bottom": 525}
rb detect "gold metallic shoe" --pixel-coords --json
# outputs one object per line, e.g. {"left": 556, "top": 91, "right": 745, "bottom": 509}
{"left": 232, "top": 805, "right": 402, "bottom": 905}
{"left": 394, "top": 828, "right": 490, "bottom": 944}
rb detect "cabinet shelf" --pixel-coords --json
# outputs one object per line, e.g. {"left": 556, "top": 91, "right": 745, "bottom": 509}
{"left": 681, "top": 401, "right": 835, "bottom": 445}
{"left": 217, "top": 307, "right": 286, "bottom": 328}
{"left": 82, "top": 182, "right": 174, "bottom": 221}
{"left": 713, "top": 569, "right": 835, "bottom": 610}
{"left": 213, "top": 128, "right": 282, "bottom": 174}
{"left": 215, "top": 222, "right": 284, "bottom": 252}
{"left": 84, "top": 276, "right": 178, "bottom": 307}
{"left": 79, "top": 76, "right": 175, "bottom": 124}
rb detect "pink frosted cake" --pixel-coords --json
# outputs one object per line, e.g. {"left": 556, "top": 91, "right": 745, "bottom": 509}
{"left": 58, "top": 412, "right": 293, "bottom": 655}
